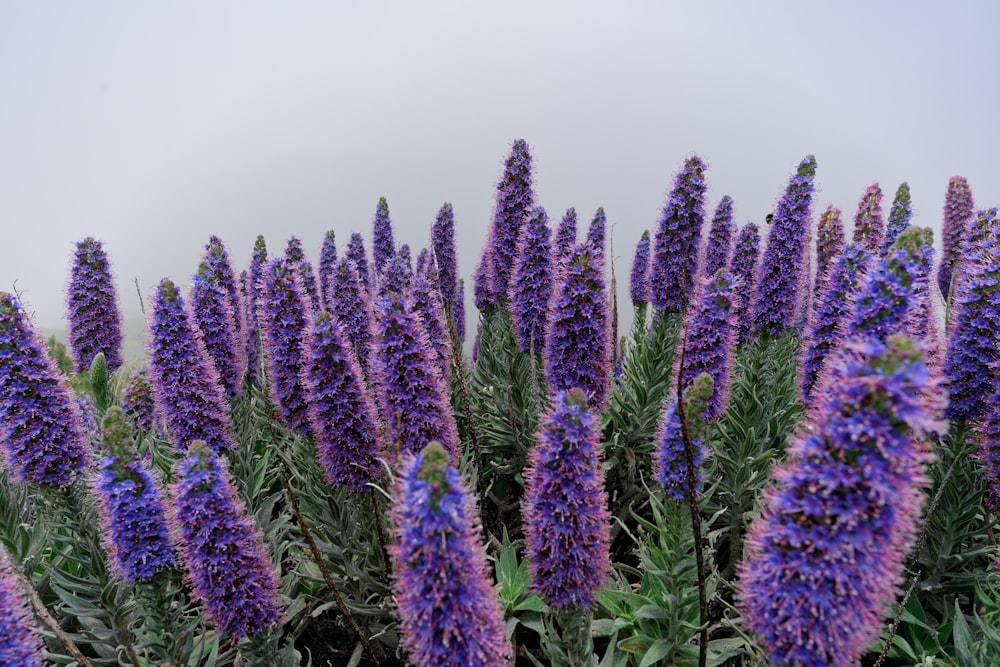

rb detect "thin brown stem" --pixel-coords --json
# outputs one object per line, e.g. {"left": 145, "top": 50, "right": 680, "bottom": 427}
{"left": 116, "top": 615, "right": 142, "bottom": 667}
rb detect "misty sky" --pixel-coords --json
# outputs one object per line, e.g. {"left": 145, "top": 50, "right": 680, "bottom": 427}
{"left": 2, "top": 1, "right": 998, "bottom": 333}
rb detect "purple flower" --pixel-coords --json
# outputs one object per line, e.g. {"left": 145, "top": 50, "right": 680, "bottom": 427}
{"left": 285, "top": 237, "right": 321, "bottom": 315}
{"left": 374, "top": 292, "right": 461, "bottom": 459}
{"left": 67, "top": 237, "right": 124, "bottom": 373}
{"left": 554, "top": 207, "right": 578, "bottom": 260}
{"left": 650, "top": 155, "right": 708, "bottom": 313}
{"left": 318, "top": 230, "right": 338, "bottom": 310}
{"left": 0, "top": 551, "right": 45, "bottom": 666}
{"left": 800, "top": 244, "right": 870, "bottom": 404}
{"left": 739, "top": 336, "right": 945, "bottom": 667}
{"left": 510, "top": 207, "right": 553, "bottom": 354}
{"left": 851, "top": 183, "right": 885, "bottom": 254}
{"left": 171, "top": 441, "right": 282, "bottom": 639}
{"left": 244, "top": 236, "right": 268, "bottom": 388}
{"left": 432, "top": 203, "right": 459, "bottom": 317}
{"left": 486, "top": 139, "right": 534, "bottom": 302}
{"left": 522, "top": 389, "right": 610, "bottom": 610}
{"left": 346, "top": 232, "right": 371, "bottom": 292}
{"left": 121, "top": 367, "right": 156, "bottom": 433}
{"left": 629, "top": 230, "right": 652, "bottom": 306}
{"left": 149, "top": 279, "right": 237, "bottom": 452}
{"left": 454, "top": 279, "right": 466, "bottom": 344}
{"left": 411, "top": 274, "right": 453, "bottom": 386}
{"left": 815, "top": 205, "right": 845, "bottom": 287}
{"left": 730, "top": 222, "right": 761, "bottom": 342}
{"left": 544, "top": 244, "right": 612, "bottom": 412}
{"left": 378, "top": 253, "right": 412, "bottom": 300}
{"left": 303, "top": 312, "right": 383, "bottom": 492}
{"left": 372, "top": 196, "right": 396, "bottom": 277}
{"left": 202, "top": 237, "right": 244, "bottom": 336}
{"left": 655, "top": 400, "right": 702, "bottom": 501}
{"left": 677, "top": 271, "right": 737, "bottom": 420}
{"left": 702, "top": 195, "right": 735, "bottom": 279}
{"left": 473, "top": 244, "right": 495, "bottom": 313}
{"left": 327, "top": 258, "right": 374, "bottom": 379}
{"left": 390, "top": 442, "right": 510, "bottom": 667}
{"left": 415, "top": 247, "right": 431, "bottom": 280}
{"left": 0, "top": 292, "right": 89, "bottom": 487}
{"left": 190, "top": 261, "right": 242, "bottom": 398}
{"left": 399, "top": 243, "right": 413, "bottom": 274}
{"left": 93, "top": 407, "right": 174, "bottom": 583}
{"left": 586, "top": 207, "right": 606, "bottom": 265}
{"left": 881, "top": 183, "right": 912, "bottom": 257}
{"left": 752, "top": 156, "right": 817, "bottom": 337}
{"left": 938, "top": 175, "right": 975, "bottom": 300}
{"left": 258, "top": 258, "right": 312, "bottom": 435}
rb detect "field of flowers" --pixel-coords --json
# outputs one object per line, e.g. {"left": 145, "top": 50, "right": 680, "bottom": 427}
{"left": 1, "top": 140, "right": 998, "bottom": 666}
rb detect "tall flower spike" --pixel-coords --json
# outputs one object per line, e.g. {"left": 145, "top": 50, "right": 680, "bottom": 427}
{"left": 545, "top": 244, "right": 612, "bottom": 411}
{"left": 374, "top": 292, "right": 461, "bottom": 459}
{"left": 486, "top": 138, "right": 534, "bottom": 302}
{"left": 815, "top": 205, "right": 845, "bottom": 287}
{"left": 0, "top": 293, "right": 88, "bottom": 486}
{"left": 739, "top": 336, "right": 945, "bottom": 667}
{"left": 554, "top": 207, "right": 578, "bottom": 260}
{"left": 523, "top": 389, "right": 611, "bottom": 610}
{"left": 67, "top": 237, "right": 124, "bottom": 373}
{"left": 415, "top": 248, "right": 431, "bottom": 280}
{"left": 244, "top": 235, "right": 268, "bottom": 388}
{"left": 650, "top": 155, "right": 709, "bottom": 313}
{"left": 473, "top": 244, "right": 495, "bottom": 312}
{"left": 172, "top": 441, "right": 281, "bottom": 639}
{"left": 258, "top": 258, "right": 312, "bottom": 434}
{"left": 676, "top": 270, "right": 737, "bottom": 420}
{"left": 121, "top": 367, "right": 156, "bottom": 433}
{"left": 454, "top": 279, "right": 466, "bottom": 344}
{"left": 346, "top": 232, "right": 371, "bottom": 292}
{"left": 432, "top": 203, "right": 459, "bottom": 314}
{"left": 190, "top": 261, "right": 241, "bottom": 398}
{"left": 303, "top": 312, "right": 382, "bottom": 492}
{"left": 202, "top": 236, "right": 244, "bottom": 342}
{"left": 730, "top": 222, "right": 761, "bottom": 342}
{"left": 390, "top": 442, "right": 510, "bottom": 667}
{"left": 411, "top": 274, "right": 453, "bottom": 386}
{"left": 629, "top": 230, "right": 652, "bottom": 306}
{"left": 800, "top": 244, "right": 870, "bottom": 404}
{"left": 318, "top": 230, "right": 338, "bottom": 310}
{"left": 881, "top": 183, "right": 912, "bottom": 257}
{"left": 586, "top": 207, "right": 606, "bottom": 266}
{"left": 399, "top": 243, "right": 413, "bottom": 274}
{"left": 378, "top": 253, "right": 412, "bottom": 300}
{"left": 655, "top": 399, "right": 702, "bottom": 501}
{"left": 702, "top": 195, "right": 735, "bottom": 279}
{"left": 938, "top": 175, "right": 975, "bottom": 300}
{"left": 851, "top": 183, "right": 884, "bottom": 255}
{"left": 0, "top": 549, "right": 45, "bottom": 666}
{"left": 93, "top": 407, "right": 174, "bottom": 583}
{"left": 149, "top": 279, "right": 237, "bottom": 452}
{"left": 372, "top": 196, "right": 395, "bottom": 277}
{"left": 328, "top": 258, "right": 374, "bottom": 378}
{"left": 510, "top": 207, "right": 554, "bottom": 354}
{"left": 752, "top": 155, "right": 817, "bottom": 337}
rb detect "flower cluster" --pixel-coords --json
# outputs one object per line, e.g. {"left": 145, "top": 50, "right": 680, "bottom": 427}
{"left": 319, "top": 229, "right": 338, "bottom": 310}
{"left": 284, "top": 237, "right": 321, "bottom": 314}
{"left": 730, "top": 222, "right": 761, "bottom": 342}
{"left": 815, "top": 205, "right": 845, "bottom": 285}
{"left": 510, "top": 207, "right": 553, "bottom": 354}
{"left": 472, "top": 246, "right": 495, "bottom": 313}
{"left": 243, "top": 235, "right": 268, "bottom": 388}
{"left": 702, "top": 195, "right": 735, "bottom": 279}
{"left": 328, "top": 258, "right": 373, "bottom": 378}
{"left": 881, "top": 182, "right": 912, "bottom": 256}
{"left": 346, "top": 232, "right": 371, "bottom": 292}
{"left": 586, "top": 207, "right": 606, "bottom": 265}
{"left": 190, "top": 261, "right": 242, "bottom": 398}
{"left": 484, "top": 138, "right": 534, "bottom": 302}
{"left": 411, "top": 274, "right": 453, "bottom": 385}
{"left": 554, "top": 207, "right": 578, "bottom": 259}
{"left": 629, "top": 230, "right": 651, "bottom": 306}
{"left": 67, "top": 237, "right": 124, "bottom": 373}
{"left": 655, "top": 399, "right": 702, "bottom": 501}
{"left": 677, "top": 270, "right": 737, "bottom": 420}
{"left": 378, "top": 253, "right": 412, "bottom": 300}
{"left": 851, "top": 183, "right": 884, "bottom": 254}
{"left": 0, "top": 550, "right": 45, "bottom": 666}
{"left": 120, "top": 367, "right": 156, "bottom": 433}
{"left": 650, "top": 155, "right": 708, "bottom": 313}
{"left": 432, "top": 203, "right": 459, "bottom": 314}
{"left": 938, "top": 175, "right": 975, "bottom": 300}
{"left": 372, "top": 196, "right": 395, "bottom": 277}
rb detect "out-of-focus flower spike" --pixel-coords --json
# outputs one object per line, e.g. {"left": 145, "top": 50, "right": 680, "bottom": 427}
{"left": 938, "top": 175, "right": 975, "bottom": 301}
{"left": 852, "top": 183, "right": 885, "bottom": 254}
{"left": 881, "top": 183, "right": 912, "bottom": 256}
{"left": 676, "top": 270, "right": 737, "bottom": 420}
{"left": 815, "top": 205, "right": 845, "bottom": 286}
{"left": 0, "top": 548, "right": 45, "bottom": 666}
{"left": 629, "top": 230, "right": 652, "bottom": 307}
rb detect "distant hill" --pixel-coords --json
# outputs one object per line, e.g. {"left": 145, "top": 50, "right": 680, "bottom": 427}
{"left": 41, "top": 317, "right": 150, "bottom": 369}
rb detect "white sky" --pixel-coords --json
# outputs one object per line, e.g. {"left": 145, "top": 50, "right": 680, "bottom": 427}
{"left": 2, "top": 1, "right": 997, "bottom": 329}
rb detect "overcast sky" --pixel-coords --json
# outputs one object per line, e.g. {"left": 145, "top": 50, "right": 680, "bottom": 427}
{"left": 2, "top": 1, "right": 998, "bottom": 332}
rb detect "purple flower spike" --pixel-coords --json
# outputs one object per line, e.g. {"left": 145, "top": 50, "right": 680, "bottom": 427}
{"left": 94, "top": 407, "right": 174, "bottom": 583}
{"left": 121, "top": 367, "right": 156, "bottom": 433}
{"left": 852, "top": 183, "right": 885, "bottom": 255}
{"left": 346, "top": 232, "right": 371, "bottom": 292}
{"left": 752, "top": 156, "right": 817, "bottom": 338}
{"left": 374, "top": 292, "right": 461, "bottom": 459}
{"left": 586, "top": 207, "right": 607, "bottom": 265}
{"left": 390, "top": 442, "right": 510, "bottom": 667}
{"left": 411, "top": 274, "right": 453, "bottom": 385}
{"left": 938, "top": 175, "right": 975, "bottom": 300}
{"left": 800, "top": 244, "right": 870, "bottom": 404}
{"left": 677, "top": 271, "right": 737, "bottom": 420}
{"left": 510, "top": 207, "right": 553, "bottom": 354}
{"left": 328, "top": 258, "right": 374, "bottom": 378}
{"left": 523, "top": 388, "right": 610, "bottom": 611}
{"left": 378, "top": 253, "right": 412, "bottom": 300}
{"left": 702, "top": 196, "right": 735, "bottom": 279}
{"left": 0, "top": 551, "right": 45, "bottom": 666}
{"left": 67, "top": 237, "right": 124, "bottom": 373}
{"left": 399, "top": 244, "right": 413, "bottom": 274}
{"left": 881, "top": 183, "right": 912, "bottom": 257}
{"left": 432, "top": 203, "right": 459, "bottom": 314}
{"left": 415, "top": 248, "right": 431, "bottom": 279}
{"left": 655, "top": 400, "right": 702, "bottom": 501}
{"left": 473, "top": 246, "right": 495, "bottom": 312}
{"left": 149, "top": 279, "right": 237, "bottom": 452}
{"left": 172, "top": 441, "right": 282, "bottom": 639}
{"left": 730, "top": 223, "right": 761, "bottom": 342}
{"left": 815, "top": 205, "right": 845, "bottom": 285}
{"left": 454, "top": 280, "right": 466, "bottom": 343}
{"left": 554, "top": 207, "right": 578, "bottom": 260}
{"left": 303, "top": 312, "right": 383, "bottom": 492}
{"left": 739, "top": 336, "right": 944, "bottom": 667}
{"left": 650, "top": 155, "right": 709, "bottom": 313}
{"left": 202, "top": 237, "right": 246, "bottom": 387}
{"left": 258, "top": 258, "right": 312, "bottom": 435}
{"left": 319, "top": 230, "right": 338, "bottom": 310}
{"left": 629, "top": 230, "right": 652, "bottom": 306}
{"left": 372, "top": 196, "right": 396, "bottom": 277}
{"left": 544, "top": 244, "right": 612, "bottom": 412}
{"left": 486, "top": 139, "right": 535, "bottom": 302}
{"left": 190, "top": 262, "right": 242, "bottom": 399}
{"left": 244, "top": 236, "right": 268, "bottom": 387}
{"left": 0, "top": 292, "right": 89, "bottom": 487}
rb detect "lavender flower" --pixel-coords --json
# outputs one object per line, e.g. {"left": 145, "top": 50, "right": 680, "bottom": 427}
{"left": 378, "top": 253, "right": 412, "bottom": 300}
{"left": 655, "top": 400, "right": 702, "bottom": 501}
{"left": 522, "top": 389, "right": 610, "bottom": 610}
{"left": 374, "top": 292, "right": 461, "bottom": 459}
{"left": 650, "top": 155, "right": 708, "bottom": 313}
{"left": 0, "top": 550, "right": 45, "bottom": 666}
{"left": 372, "top": 196, "right": 395, "bottom": 276}
{"left": 319, "top": 230, "right": 338, "bottom": 310}
{"left": 303, "top": 312, "right": 382, "bottom": 492}
{"left": 121, "top": 367, "right": 156, "bottom": 433}
{"left": 800, "top": 244, "right": 870, "bottom": 404}
{"left": 554, "top": 207, "right": 578, "bottom": 259}
{"left": 149, "top": 279, "right": 237, "bottom": 452}
{"left": 328, "top": 258, "right": 374, "bottom": 378}
{"left": 258, "top": 258, "right": 312, "bottom": 434}
{"left": 415, "top": 248, "right": 431, "bottom": 280}
{"left": 67, "top": 237, "right": 124, "bottom": 373}
{"left": 702, "top": 196, "right": 735, "bottom": 279}
{"left": 629, "top": 230, "right": 652, "bottom": 306}
{"left": 190, "top": 261, "right": 242, "bottom": 398}
{"left": 881, "top": 182, "right": 912, "bottom": 256}
{"left": 730, "top": 222, "right": 761, "bottom": 342}
{"left": 244, "top": 236, "right": 268, "bottom": 388}
{"left": 0, "top": 292, "right": 88, "bottom": 487}
{"left": 677, "top": 271, "right": 737, "bottom": 420}
{"left": 851, "top": 183, "right": 884, "bottom": 254}
{"left": 510, "top": 207, "right": 553, "bottom": 354}
{"left": 172, "top": 441, "right": 282, "bottom": 639}
{"left": 938, "top": 175, "right": 975, "bottom": 300}
{"left": 752, "top": 156, "right": 817, "bottom": 337}
{"left": 390, "top": 442, "right": 510, "bottom": 667}
{"left": 203, "top": 236, "right": 244, "bottom": 339}
{"left": 346, "top": 232, "right": 371, "bottom": 292}
{"left": 486, "top": 139, "right": 534, "bottom": 301}
{"left": 93, "top": 407, "right": 174, "bottom": 583}
{"left": 544, "top": 245, "right": 612, "bottom": 411}
{"left": 815, "top": 205, "right": 844, "bottom": 287}
{"left": 473, "top": 246, "right": 495, "bottom": 312}
{"left": 399, "top": 243, "right": 413, "bottom": 274}
{"left": 454, "top": 279, "right": 466, "bottom": 343}
{"left": 411, "top": 274, "right": 453, "bottom": 385}
{"left": 432, "top": 203, "right": 459, "bottom": 314}
{"left": 739, "top": 335, "right": 944, "bottom": 667}
{"left": 586, "top": 207, "right": 606, "bottom": 265}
